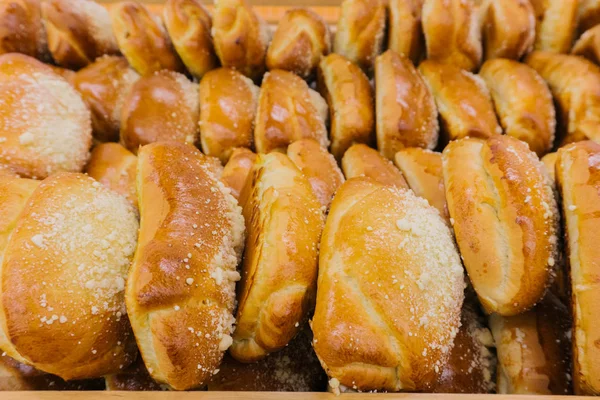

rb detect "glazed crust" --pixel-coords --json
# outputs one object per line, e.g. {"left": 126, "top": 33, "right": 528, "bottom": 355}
{"left": 342, "top": 144, "right": 409, "bottom": 189}
{"left": 530, "top": 0, "right": 578, "bottom": 54}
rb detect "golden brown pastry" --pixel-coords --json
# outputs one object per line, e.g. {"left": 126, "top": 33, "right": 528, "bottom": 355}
{"left": 480, "top": 0, "right": 535, "bottom": 60}
{"left": 530, "top": 0, "right": 578, "bottom": 53}
{"left": 287, "top": 138, "right": 345, "bottom": 209}
{"left": 526, "top": 51, "right": 600, "bottom": 145}
{"left": 541, "top": 152, "right": 558, "bottom": 182}
{"left": 208, "top": 326, "right": 327, "bottom": 392}
{"left": 0, "top": 174, "right": 38, "bottom": 260}
{"left": 220, "top": 148, "right": 256, "bottom": 202}
{"left": 163, "top": 0, "right": 217, "bottom": 79}
{"left": 105, "top": 358, "right": 165, "bottom": 391}
{"left": 199, "top": 68, "right": 258, "bottom": 163}
{"left": 72, "top": 56, "right": 140, "bottom": 142}
{"left": 41, "top": 0, "right": 118, "bottom": 69}
{"left": 120, "top": 70, "right": 199, "bottom": 154}
{"left": 0, "top": 172, "right": 138, "bottom": 379}
{"left": 443, "top": 135, "right": 559, "bottom": 316}
{"left": 49, "top": 65, "right": 75, "bottom": 83}
{"left": 85, "top": 143, "right": 137, "bottom": 208}
{"left": 0, "top": 53, "right": 91, "bottom": 179}
{"left": 388, "top": 0, "right": 424, "bottom": 63}
{"left": 334, "top": 0, "right": 386, "bottom": 73}
{"left": 573, "top": 25, "right": 600, "bottom": 64}
{"left": 394, "top": 148, "right": 449, "bottom": 222}
{"left": 375, "top": 50, "right": 438, "bottom": 159}
{"left": 317, "top": 53, "right": 374, "bottom": 161}
{"left": 419, "top": 60, "right": 502, "bottom": 143}
{"left": 0, "top": 0, "right": 49, "bottom": 60}
{"left": 266, "top": 8, "right": 331, "bottom": 79}
{"left": 479, "top": 58, "right": 556, "bottom": 156}
{"left": 127, "top": 142, "right": 244, "bottom": 390}
{"left": 579, "top": 0, "right": 600, "bottom": 33}
{"left": 231, "top": 152, "right": 323, "bottom": 362}
{"left": 313, "top": 177, "right": 465, "bottom": 392}
{"left": 211, "top": 0, "right": 269, "bottom": 81}
{"left": 342, "top": 144, "right": 409, "bottom": 189}
{"left": 111, "top": 1, "right": 184, "bottom": 76}
{"left": 254, "top": 70, "right": 329, "bottom": 154}
{"left": 422, "top": 0, "right": 482, "bottom": 71}
{"left": 556, "top": 140, "right": 600, "bottom": 395}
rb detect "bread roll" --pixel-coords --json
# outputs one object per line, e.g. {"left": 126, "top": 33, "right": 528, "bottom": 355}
{"left": 209, "top": 326, "right": 327, "bottom": 392}
{"left": 111, "top": 1, "right": 184, "bottom": 76}
{"left": 0, "top": 175, "right": 38, "bottom": 259}
{"left": 443, "top": 135, "right": 559, "bottom": 316}
{"left": 422, "top": 0, "right": 482, "bottom": 71}
{"left": 105, "top": 358, "right": 164, "bottom": 391}
{"left": 419, "top": 60, "right": 501, "bottom": 143}
{"left": 313, "top": 177, "right": 465, "bottom": 391}
{"left": 541, "top": 152, "right": 558, "bottom": 183}
{"left": 530, "top": 0, "right": 578, "bottom": 53}
{"left": 479, "top": 59, "right": 555, "bottom": 157}
{"left": 342, "top": 144, "right": 409, "bottom": 189}
{"left": 212, "top": 0, "right": 269, "bottom": 81}
{"left": 480, "top": 0, "right": 535, "bottom": 60}
{"left": 163, "top": 0, "right": 217, "bottom": 79}
{"left": 85, "top": 143, "right": 137, "bottom": 208}
{"left": 0, "top": 172, "right": 138, "bottom": 379}
{"left": 317, "top": 53, "right": 374, "bottom": 161}
{"left": 120, "top": 70, "right": 199, "bottom": 154}
{"left": 49, "top": 65, "right": 75, "bottom": 83}
{"left": 0, "top": 0, "right": 49, "bottom": 60}
{"left": 231, "top": 152, "right": 323, "bottom": 362}
{"left": 556, "top": 140, "right": 600, "bottom": 395}
{"left": 490, "top": 293, "right": 572, "bottom": 394}
{"left": 0, "top": 53, "right": 91, "bottom": 179}
{"left": 41, "top": 0, "right": 118, "bottom": 69}
{"left": 334, "top": 0, "right": 386, "bottom": 73}
{"left": 394, "top": 148, "right": 449, "bottom": 223}
{"left": 254, "top": 70, "right": 329, "bottom": 154}
{"left": 388, "top": 0, "right": 424, "bottom": 63}
{"left": 526, "top": 51, "right": 600, "bottom": 145}
{"left": 220, "top": 148, "right": 256, "bottom": 202}
{"left": 266, "top": 8, "right": 330, "bottom": 79}
{"left": 375, "top": 50, "right": 438, "bottom": 159}
{"left": 287, "top": 138, "right": 345, "bottom": 209}
{"left": 573, "top": 25, "right": 600, "bottom": 65}
{"left": 199, "top": 68, "right": 258, "bottom": 163}
{"left": 127, "top": 142, "right": 244, "bottom": 390}
{"left": 72, "top": 56, "right": 140, "bottom": 143}
{"left": 579, "top": 0, "right": 600, "bottom": 33}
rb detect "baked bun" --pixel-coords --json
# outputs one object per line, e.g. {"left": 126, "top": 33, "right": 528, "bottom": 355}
{"left": 479, "top": 58, "right": 556, "bottom": 157}
{"left": 579, "top": 0, "right": 600, "bottom": 33}
{"left": 111, "top": 1, "right": 184, "bottom": 76}
{"left": 480, "top": 0, "right": 535, "bottom": 60}
{"left": 530, "top": 0, "right": 578, "bottom": 53}
{"left": 443, "top": 135, "right": 559, "bottom": 316}
{"left": 419, "top": 60, "right": 501, "bottom": 143}
{"left": 394, "top": 148, "right": 449, "bottom": 223}
{"left": 128, "top": 142, "right": 244, "bottom": 390}
{"left": 526, "top": 51, "right": 600, "bottom": 145}
{"left": 105, "top": 358, "right": 164, "bottom": 391}
{"left": 334, "top": 0, "right": 386, "bottom": 73}
{"left": 556, "top": 140, "right": 600, "bottom": 395}
{"left": 120, "top": 70, "right": 199, "bottom": 154}
{"left": 0, "top": 0, "right": 49, "bottom": 60}
{"left": 342, "top": 144, "right": 409, "bottom": 189}
{"left": 0, "top": 53, "right": 91, "bottom": 179}
{"left": 573, "top": 25, "right": 600, "bottom": 65}
{"left": 72, "top": 56, "right": 140, "bottom": 142}
{"left": 312, "top": 177, "right": 465, "bottom": 392}
{"left": 41, "top": 0, "right": 118, "bottom": 69}
{"left": 287, "top": 138, "right": 345, "bottom": 209}
{"left": 266, "top": 8, "right": 331, "bottom": 79}
{"left": 199, "top": 68, "right": 258, "bottom": 163}
{"left": 212, "top": 0, "right": 269, "bottom": 81}
{"left": 489, "top": 293, "right": 572, "bottom": 394}
{"left": 388, "top": 0, "right": 424, "bottom": 63}
{"left": 49, "top": 65, "right": 75, "bottom": 83}
{"left": 163, "top": 0, "right": 217, "bottom": 79}
{"left": 422, "top": 0, "right": 482, "bottom": 71}
{"left": 209, "top": 326, "right": 327, "bottom": 391}
{"left": 0, "top": 174, "right": 39, "bottom": 258}
{"left": 541, "top": 152, "right": 557, "bottom": 183}
{"left": 375, "top": 50, "right": 438, "bottom": 159}
{"left": 317, "top": 53, "right": 374, "bottom": 161}
{"left": 85, "top": 143, "right": 137, "bottom": 208}
{"left": 0, "top": 172, "right": 138, "bottom": 379}
{"left": 220, "top": 148, "right": 256, "bottom": 202}
{"left": 231, "top": 152, "right": 323, "bottom": 362}
{"left": 254, "top": 70, "right": 329, "bottom": 154}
